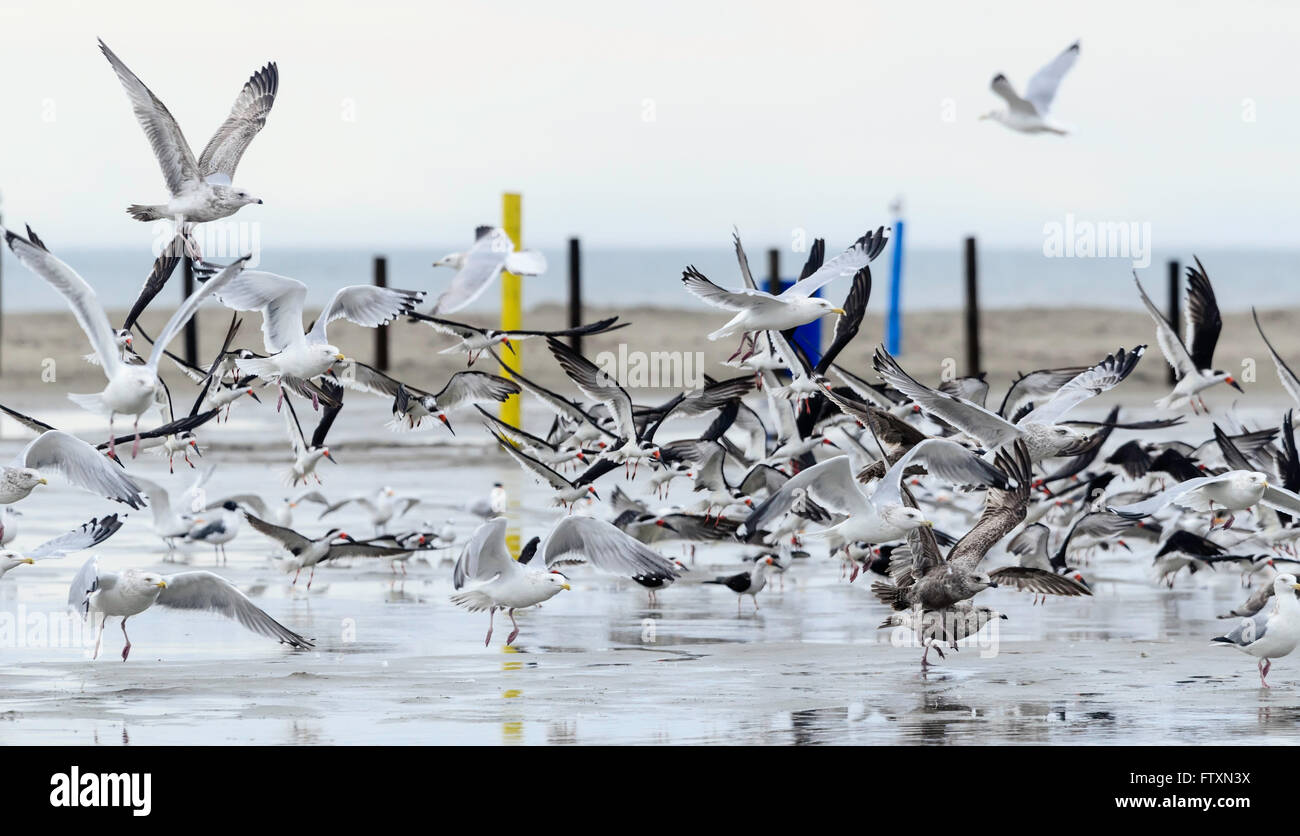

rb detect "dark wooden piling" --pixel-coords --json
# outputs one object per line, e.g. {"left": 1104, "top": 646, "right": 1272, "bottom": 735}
{"left": 568, "top": 238, "right": 583, "bottom": 352}
{"left": 1167, "top": 260, "right": 1180, "bottom": 385}
{"left": 182, "top": 256, "right": 198, "bottom": 367}
{"left": 766, "top": 248, "right": 781, "bottom": 294}
{"left": 963, "top": 236, "right": 980, "bottom": 376}
{"left": 374, "top": 256, "right": 389, "bottom": 371}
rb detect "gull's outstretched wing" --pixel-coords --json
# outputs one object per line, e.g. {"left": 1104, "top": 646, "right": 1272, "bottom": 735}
{"left": 990, "top": 74, "right": 1036, "bottom": 115}
{"left": 452, "top": 517, "right": 513, "bottom": 589}
{"left": 872, "top": 437, "right": 1009, "bottom": 510}
{"left": 948, "top": 442, "right": 1032, "bottom": 573}
{"left": 433, "top": 228, "right": 513, "bottom": 314}
{"left": 872, "top": 347, "right": 1021, "bottom": 448}
{"left": 307, "top": 286, "right": 424, "bottom": 345}
{"left": 4, "top": 227, "right": 122, "bottom": 374}
{"left": 198, "top": 61, "right": 279, "bottom": 182}
{"left": 1023, "top": 41, "right": 1080, "bottom": 116}
{"left": 548, "top": 338, "right": 637, "bottom": 443}
{"left": 157, "top": 571, "right": 313, "bottom": 647}
{"left": 543, "top": 515, "right": 680, "bottom": 579}
{"left": 149, "top": 256, "right": 251, "bottom": 370}
{"left": 988, "top": 565, "right": 1091, "bottom": 597}
{"left": 17, "top": 432, "right": 144, "bottom": 508}
{"left": 781, "top": 227, "right": 888, "bottom": 299}
{"left": 1019, "top": 345, "right": 1145, "bottom": 426}
{"left": 204, "top": 268, "right": 308, "bottom": 353}
{"left": 99, "top": 39, "right": 201, "bottom": 197}
{"left": 435, "top": 372, "right": 520, "bottom": 411}
{"left": 27, "top": 514, "right": 124, "bottom": 559}
{"left": 680, "top": 266, "right": 780, "bottom": 312}
{"left": 1108, "top": 475, "right": 1221, "bottom": 519}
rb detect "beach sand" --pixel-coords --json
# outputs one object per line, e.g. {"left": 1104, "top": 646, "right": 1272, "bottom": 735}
{"left": 2, "top": 303, "right": 1299, "bottom": 411}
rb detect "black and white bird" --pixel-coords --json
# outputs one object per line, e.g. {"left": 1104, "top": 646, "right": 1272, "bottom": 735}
{"left": 186, "top": 501, "right": 243, "bottom": 564}
{"left": 704, "top": 556, "right": 778, "bottom": 614}
{"left": 408, "top": 312, "right": 627, "bottom": 366}
{"left": 1134, "top": 260, "right": 1241, "bottom": 413}
{"left": 244, "top": 512, "right": 410, "bottom": 587}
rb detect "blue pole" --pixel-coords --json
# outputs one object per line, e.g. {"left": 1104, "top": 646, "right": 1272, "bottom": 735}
{"left": 886, "top": 218, "right": 905, "bottom": 354}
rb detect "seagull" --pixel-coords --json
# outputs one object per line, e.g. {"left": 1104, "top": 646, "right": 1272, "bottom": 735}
{"left": 464, "top": 483, "right": 509, "bottom": 519}
{"left": 739, "top": 439, "right": 1007, "bottom": 548}
{"left": 1213, "top": 573, "right": 1300, "bottom": 688}
{"left": 129, "top": 473, "right": 207, "bottom": 556}
{"left": 282, "top": 397, "right": 337, "bottom": 486}
{"left": 68, "top": 554, "right": 313, "bottom": 661}
{"left": 680, "top": 227, "right": 887, "bottom": 361}
{"left": 244, "top": 513, "right": 409, "bottom": 587}
{"left": 99, "top": 39, "right": 274, "bottom": 236}
{"left": 1110, "top": 471, "right": 1300, "bottom": 530}
{"left": 994, "top": 521, "right": 1094, "bottom": 603}
{"left": 704, "top": 556, "right": 777, "bottom": 614}
{"left": 450, "top": 518, "right": 571, "bottom": 646}
{"left": 1252, "top": 308, "right": 1300, "bottom": 411}
{"left": 879, "top": 602, "right": 1008, "bottom": 668}
{"left": 0, "top": 429, "right": 144, "bottom": 508}
{"left": 201, "top": 265, "right": 423, "bottom": 407}
{"left": 0, "top": 507, "right": 18, "bottom": 547}
{"left": 430, "top": 226, "right": 547, "bottom": 314}
{"left": 1135, "top": 261, "right": 1241, "bottom": 413}
{"left": 3, "top": 226, "right": 249, "bottom": 454}
{"left": 0, "top": 514, "right": 123, "bottom": 580}
{"left": 981, "top": 41, "right": 1079, "bottom": 134}
{"left": 407, "top": 312, "right": 627, "bottom": 366}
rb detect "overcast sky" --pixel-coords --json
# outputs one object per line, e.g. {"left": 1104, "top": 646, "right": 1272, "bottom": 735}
{"left": 0, "top": 0, "right": 1296, "bottom": 251}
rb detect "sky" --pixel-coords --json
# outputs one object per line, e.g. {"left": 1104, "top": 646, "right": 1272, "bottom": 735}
{"left": 0, "top": 0, "right": 1297, "bottom": 252}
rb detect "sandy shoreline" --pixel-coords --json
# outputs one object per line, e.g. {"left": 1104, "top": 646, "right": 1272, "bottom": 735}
{"left": 2, "top": 303, "right": 1299, "bottom": 409}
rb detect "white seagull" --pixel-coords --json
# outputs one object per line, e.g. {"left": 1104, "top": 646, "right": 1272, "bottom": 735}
{"left": 450, "top": 518, "right": 571, "bottom": 646}
{"left": 0, "top": 429, "right": 144, "bottom": 508}
{"left": 3, "top": 226, "right": 248, "bottom": 455}
{"left": 431, "top": 226, "right": 548, "bottom": 314}
{"left": 99, "top": 39, "right": 274, "bottom": 235}
{"left": 1213, "top": 572, "right": 1300, "bottom": 688}
{"left": 981, "top": 41, "right": 1080, "bottom": 134}
{"left": 68, "top": 554, "right": 313, "bottom": 661}
{"left": 202, "top": 265, "right": 423, "bottom": 407}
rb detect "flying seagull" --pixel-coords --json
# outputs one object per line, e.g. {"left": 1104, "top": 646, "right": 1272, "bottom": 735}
{"left": 981, "top": 41, "right": 1080, "bottom": 134}
{"left": 3, "top": 226, "right": 249, "bottom": 455}
{"left": 68, "top": 554, "right": 313, "bottom": 661}
{"left": 431, "top": 227, "right": 547, "bottom": 314}
{"left": 99, "top": 39, "right": 275, "bottom": 241}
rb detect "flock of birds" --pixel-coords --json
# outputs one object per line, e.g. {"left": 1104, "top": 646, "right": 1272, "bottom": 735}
{"left": 2, "top": 39, "right": 1300, "bottom": 688}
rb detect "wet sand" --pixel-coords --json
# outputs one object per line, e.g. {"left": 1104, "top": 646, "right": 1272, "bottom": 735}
{"left": 2, "top": 423, "right": 1298, "bottom": 746}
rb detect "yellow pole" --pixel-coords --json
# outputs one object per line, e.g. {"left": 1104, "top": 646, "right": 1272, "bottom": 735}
{"left": 500, "top": 192, "right": 523, "bottom": 427}
{"left": 500, "top": 193, "right": 523, "bottom": 559}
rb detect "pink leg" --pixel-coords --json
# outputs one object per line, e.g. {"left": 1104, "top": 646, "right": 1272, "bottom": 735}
{"left": 506, "top": 609, "right": 520, "bottom": 645}
{"left": 120, "top": 617, "right": 132, "bottom": 662}
{"left": 484, "top": 607, "right": 496, "bottom": 647}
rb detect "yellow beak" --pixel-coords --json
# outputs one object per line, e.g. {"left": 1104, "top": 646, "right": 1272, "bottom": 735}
{"left": 156, "top": 580, "right": 168, "bottom": 588}
{"left": 38, "top": 478, "right": 48, "bottom": 485}
{"left": 561, "top": 583, "right": 572, "bottom": 591}
{"left": 22, "top": 558, "right": 34, "bottom": 565}
{"left": 831, "top": 308, "right": 846, "bottom": 315}
{"left": 335, "top": 353, "right": 346, "bottom": 361}
{"left": 1291, "top": 583, "right": 1300, "bottom": 591}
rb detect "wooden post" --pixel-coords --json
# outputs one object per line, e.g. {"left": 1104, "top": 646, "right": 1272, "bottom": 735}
{"left": 568, "top": 238, "right": 583, "bottom": 352}
{"left": 373, "top": 256, "right": 389, "bottom": 371}
{"left": 963, "top": 236, "right": 980, "bottom": 376}
{"left": 182, "top": 256, "right": 198, "bottom": 367}
{"left": 1167, "top": 260, "right": 1180, "bottom": 386}
{"left": 766, "top": 248, "right": 781, "bottom": 294}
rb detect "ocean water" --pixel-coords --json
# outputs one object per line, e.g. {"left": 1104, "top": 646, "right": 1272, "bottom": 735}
{"left": 1, "top": 244, "right": 1297, "bottom": 314}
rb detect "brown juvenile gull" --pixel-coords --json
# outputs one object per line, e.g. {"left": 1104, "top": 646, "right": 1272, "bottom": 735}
{"left": 872, "top": 442, "right": 1032, "bottom": 612}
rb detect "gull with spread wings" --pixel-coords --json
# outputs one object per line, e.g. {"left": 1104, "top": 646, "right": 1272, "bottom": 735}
{"left": 981, "top": 41, "right": 1080, "bottom": 134}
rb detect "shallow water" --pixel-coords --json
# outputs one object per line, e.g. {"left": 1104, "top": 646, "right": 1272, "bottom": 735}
{"left": 1, "top": 409, "right": 1298, "bottom": 746}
